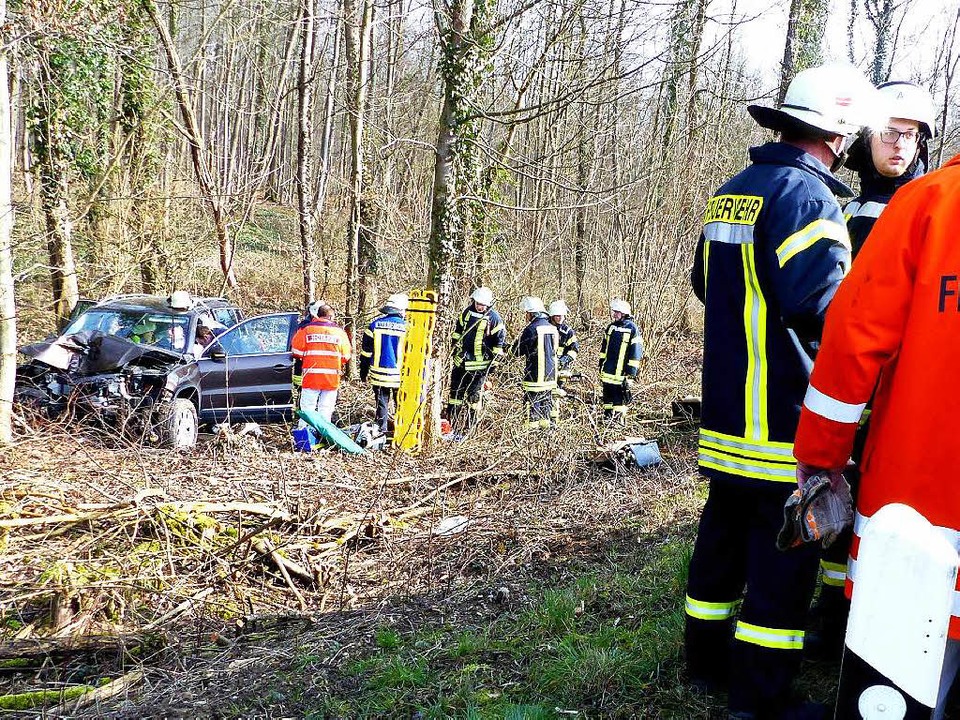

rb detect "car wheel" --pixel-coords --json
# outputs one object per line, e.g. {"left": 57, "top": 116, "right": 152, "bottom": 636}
{"left": 159, "top": 398, "right": 198, "bottom": 448}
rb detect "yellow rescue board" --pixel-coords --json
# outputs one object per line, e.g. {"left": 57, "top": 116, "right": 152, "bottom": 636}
{"left": 393, "top": 290, "right": 438, "bottom": 452}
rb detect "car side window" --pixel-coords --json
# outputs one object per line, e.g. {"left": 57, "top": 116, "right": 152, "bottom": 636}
{"left": 214, "top": 315, "right": 293, "bottom": 356}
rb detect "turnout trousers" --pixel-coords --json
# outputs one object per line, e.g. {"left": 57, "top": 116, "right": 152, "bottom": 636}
{"left": 601, "top": 381, "right": 630, "bottom": 419}
{"left": 685, "top": 478, "right": 820, "bottom": 717}
{"left": 448, "top": 364, "right": 488, "bottom": 432}
{"left": 373, "top": 386, "right": 397, "bottom": 434}
{"left": 524, "top": 390, "right": 553, "bottom": 428}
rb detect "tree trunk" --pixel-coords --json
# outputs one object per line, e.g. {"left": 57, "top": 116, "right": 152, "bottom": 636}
{"left": 778, "top": 0, "right": 829, "bottom": 104}
{"left": 143, "top": 0, "right": 238, "bottom": 289}
{"left": 296, "top": 0, "right": 318, "bottom": 308}
{"left": 0, "top": 0, "right": 15, "bottom": 444}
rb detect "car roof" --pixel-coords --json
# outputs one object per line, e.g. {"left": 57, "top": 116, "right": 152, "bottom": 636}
{"left": 90, "top": 295, "right": 239, "bottom": 315}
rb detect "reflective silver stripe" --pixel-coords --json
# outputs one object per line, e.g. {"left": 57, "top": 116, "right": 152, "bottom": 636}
{"left": 821, "top": 566, "right": 846, "bottom": 583}
{"left": 703, "top": 223, "right": 755, "bottom": 245}
{"left": 304, "top": 367, "right": 339, "bottom": 375}
{"left": 742, "top": 245, "right": 766, "bottom": 440}
{"left": 697, "top": 451, "right": 796, "bottom": 480}
{"left": 803, "top": 385, "right": 866, "bottom": 424}
{"left": 734, "top": 621, "right": 805, "bottom": 650}
{"left": 699, "top": 429, "right": 794, "bottom": 459}
{"left": 846, "top": 200, "right": 885, "bottom": 220}
{"left": 776, "top": 218, "right": 850, "bottom": 266}
{"left": 304, "top": 349, "right": 341, "bottom": 357}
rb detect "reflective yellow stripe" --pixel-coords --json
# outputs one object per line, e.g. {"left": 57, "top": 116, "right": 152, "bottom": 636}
{"left": 698, "top": 435, "right": 793, "bottom": 463}
{"left": 703, "top": 240, "right": 710, "bottom": 292}
{"left": 742, "top": 245, "right": 768, "bottom": 441}
{"left": 698, "top": 449, "right": 796, "bottom": 483}
{"left": 685, "top": 595, "right": 738, "bottom": 621}
{"left": 775, "top": 218, "right": 849, "bottom": 267}
{"left": 699, "top": 428, "right": 793, "bottom": 452}
{"left": 820, "top": 560, "right": 847, "bottom": 587}
{"left": 735, "top": 621, "right": 804, "bottom": 650}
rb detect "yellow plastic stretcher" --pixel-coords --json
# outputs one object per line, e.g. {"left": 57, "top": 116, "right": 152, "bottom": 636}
{"left": 393, "top": 290, "right": 438, "bottom": 452}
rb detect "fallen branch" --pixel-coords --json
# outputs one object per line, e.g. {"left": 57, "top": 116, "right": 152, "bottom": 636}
{"left": 49, "top": 669, "right": 144, "bottom": 716}
{"left": 0, "top": 634, "right": 151, "bottom": 661}
{"left": 142, "top": 587, "right": 215, "bottom": 631}
{"left": 252, "top": 538, "right": 309, "bottom": 609}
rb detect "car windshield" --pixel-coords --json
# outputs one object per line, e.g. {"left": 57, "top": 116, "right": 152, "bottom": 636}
{"left": 63, "top": 310, "right": 191, "bottom": 354}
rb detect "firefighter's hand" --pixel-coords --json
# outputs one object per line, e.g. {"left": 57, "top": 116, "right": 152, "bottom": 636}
{"left": 292, "top": 374, "right": 303, "bottom": 388}
{"left": 796, "top": 461, "right": 844, "bottom": 491}
{"left": 483, "top": 378, "right": 493, "bottom": 391}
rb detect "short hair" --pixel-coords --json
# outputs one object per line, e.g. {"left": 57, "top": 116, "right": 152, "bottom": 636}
{"left": 317, "top": 305, "right": 334, "bottom": 318}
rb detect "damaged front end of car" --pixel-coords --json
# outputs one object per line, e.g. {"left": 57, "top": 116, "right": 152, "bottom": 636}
{"left": 15, "top": 331, "right": 189, "bottom": 433}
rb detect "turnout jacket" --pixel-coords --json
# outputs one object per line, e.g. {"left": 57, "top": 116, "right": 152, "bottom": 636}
{"left": 359, "top": 311, "right": 407, "bottom": 388}
{"left": 451, "top": 305, "right": 507, "bottom": 371}
{"left": 692, "top": 142, "right": 853, "bottom": 486}
{"left": 794, "top": 154, "right": 960, "bottom": 637}
{"left": 599, "top": 317, "right": 642, "bottom": 384}
{"left": 845, "top": 155, "right": 925, "bottom": 259}
{"left": 291, "top": 318, "right": 352, "bottom": 391}
{"left": 514, "top": 313, "right": 560, "bottom": 392}
{"left": 555, "top": 322, "right": 579, "bottom": 368}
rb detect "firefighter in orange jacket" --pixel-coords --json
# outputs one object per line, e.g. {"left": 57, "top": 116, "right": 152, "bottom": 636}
{"left": 291, "top": 301, "right": 352, "bottom": 423}
{"left": 794, "top": 154, "right": 960, "bottom": 718}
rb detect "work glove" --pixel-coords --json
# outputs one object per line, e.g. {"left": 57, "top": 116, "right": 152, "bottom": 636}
{"left": 796, "top": 461, "right": 844, "bottom": 491}
{"left": 292, "top": 374, "right": 303, "bottom": 388}
{"left": 777, "top": 472, "right": 854, "bottom": 551}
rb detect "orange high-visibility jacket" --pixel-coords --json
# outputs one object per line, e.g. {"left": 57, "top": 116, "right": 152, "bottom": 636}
{"left": 794, "top": 154, "right": 960, "bottom": 636}
{"left": 291, "top": 319, "right": 352, "bottom": 391}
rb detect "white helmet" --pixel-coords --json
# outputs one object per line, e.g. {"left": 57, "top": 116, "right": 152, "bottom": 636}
{"left": 520, "top": 296, "right": 546, "bottom": 314}
{"left": 471, "top": 286, "right": 494, "bottom": 306}
{"left": 308, "top": 299, "right": 328, "bottom": 318}
{"left": 610, "top": 299, "right": 631, "bottom": 315}
{"left": 385, "top": 293, "right": 409, "bottom": 313}
{"left": 748, "top": 63, "right": 880, "bottom": 137}
{"left": 877, "top": 81, "right": 936, "bottom": 138}
{"left": 168, "top": 290, "right": 192, "bottom": 310}
{"left": 548, "top": 300, "right": 569, "bottom": 317}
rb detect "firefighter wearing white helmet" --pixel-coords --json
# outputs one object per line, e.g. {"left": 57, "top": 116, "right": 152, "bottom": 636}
{"left": 598, "top": 299, "right": 642, "bottom": 420}
{"left": 359, "top": 293, "right": 409, "bottom": 433}
{"left": 447, "top": 286, "right": 506, "bottom": 432}
{"left": 511, "top": 297, "right": 559, "bottom": 428}
{"left": 843, "top": 80, "right": 936, "bottom": 258}
{"left": 684, "top": 63, "right": 878, "bottom": 719}
{"left": 548, "top": 300, "right": 580, "bottom": 376}
{"left": 807, "top": 80, "right": 939, "bottom": 660}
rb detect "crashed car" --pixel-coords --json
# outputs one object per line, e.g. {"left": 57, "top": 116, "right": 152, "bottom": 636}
{"left": 15, "top": 293, "right": 301, "bottom": 448}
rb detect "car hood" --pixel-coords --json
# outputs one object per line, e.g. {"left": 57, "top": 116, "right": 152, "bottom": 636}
{"left": 21, "top": 330, "right": 184, "bottom": 375}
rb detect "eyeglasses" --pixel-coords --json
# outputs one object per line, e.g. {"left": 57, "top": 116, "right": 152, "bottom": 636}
{"left": 878, "top": 128, "right": 920, "bottom": 145}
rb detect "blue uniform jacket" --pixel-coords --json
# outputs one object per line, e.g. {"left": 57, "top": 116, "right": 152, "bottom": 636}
{"left": 599, "top": 317, "right": 642, "bottom": 384}
{"left": 359, "top": 311, "right": 407, "bottom": 388}
{"left": 691, "top": 142, "right": 853, "bottom": 486}
{"left": 845, "top": 159, "right": 925, "bottom": 259}
{"left": 513, "top": 313, "right": 560, "bottom": 392}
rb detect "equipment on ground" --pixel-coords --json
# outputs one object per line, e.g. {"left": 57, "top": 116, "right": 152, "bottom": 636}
{"left": 835, "top": 503, "right": 959, "bottom": 719}
{"left": 394, "top": 290, "right": 438, "bottom": 453}
{"left": 777, "top": 473, "right": 853, "bottom": 551}
{"left": 297, "top": 409, "right": 367, "bottom": 454}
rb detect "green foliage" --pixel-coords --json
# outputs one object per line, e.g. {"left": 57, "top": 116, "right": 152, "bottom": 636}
{"left": 375, "top": 626, "right": 402, "bottom": 650}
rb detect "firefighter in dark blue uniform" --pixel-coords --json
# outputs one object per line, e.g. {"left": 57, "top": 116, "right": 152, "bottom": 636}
{"left": 513, "top": 297, "right": 559, "bottom": 428}
{"left": 811, "top": 80, "right": 936, "bottom": 659}
{"left": 359, "top": 293, "right": 408, "bottom": 434}
{"left": 683, "top": 63, "right": 878, "bottom": 719}
{"left": 598, "top": 299, "right": 642, "bottom": 420}
{"left": 548, "top": 299, "right": 579, "bottom": 422}
{"left": 447, "top": 286, "right": 507, "bottom": 432}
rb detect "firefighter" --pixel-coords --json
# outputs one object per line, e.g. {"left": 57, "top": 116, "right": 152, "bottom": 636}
{"left": 549, "top": 300, "right": 579, "bottom": 378}
{"left": 844, "top": 81, "right": 936, "bottom": 258}
{"left": 447, "top": 287, "right": 507, "bottom": 432}
{"left": 811, "top": 80, "right": 937, "bottom": 658}
{"left": 514, "top": 296, "right": 559, "bottom": 428}
{"left": 598, "top": 299, "right": 642, "bottom": 420}
{"left": 358, "top": 293, "right": 409, "bottom": 434}
{"left": 683, "top": 63, "right": 878, "bottom": 719}
{"left": 794, "top": 153, "right": 960, "bottom": 720}
{"left": 291, "top": 301, "right": 352, "bottom": 423}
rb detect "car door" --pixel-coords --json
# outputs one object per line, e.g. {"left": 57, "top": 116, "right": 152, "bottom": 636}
{"left": 196, "top": 313, "right": 299, "bottom": 423}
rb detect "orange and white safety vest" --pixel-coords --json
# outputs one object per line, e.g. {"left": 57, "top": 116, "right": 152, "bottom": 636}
{"left": 794, "top": 154, "right": 960, "bottom": 636}
{"left": 291, "top": 319, "right": 352, "bottom": 391}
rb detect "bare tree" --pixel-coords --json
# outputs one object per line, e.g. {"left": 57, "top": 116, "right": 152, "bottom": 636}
{"left": 0, "top": 0, "right": 15, "bottom": 443}
{"left": 779, "top": 0, "right": 829, "bottom": 103}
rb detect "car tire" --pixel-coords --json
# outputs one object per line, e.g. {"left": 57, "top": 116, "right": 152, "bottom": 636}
{"left": 159, "top": 398, "right": 199, "bottom": 449}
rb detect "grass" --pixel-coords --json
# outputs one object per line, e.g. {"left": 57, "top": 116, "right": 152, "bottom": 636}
{"left": 309, "top": 537, "right": 697, "bottom": 718}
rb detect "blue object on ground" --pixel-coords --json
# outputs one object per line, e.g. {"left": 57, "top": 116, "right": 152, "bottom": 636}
{"left": 297, "top": 410, "right": 368, "bottom": 455}
{"left": 292, "top": 427, "right": 318, "bottom": 453}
